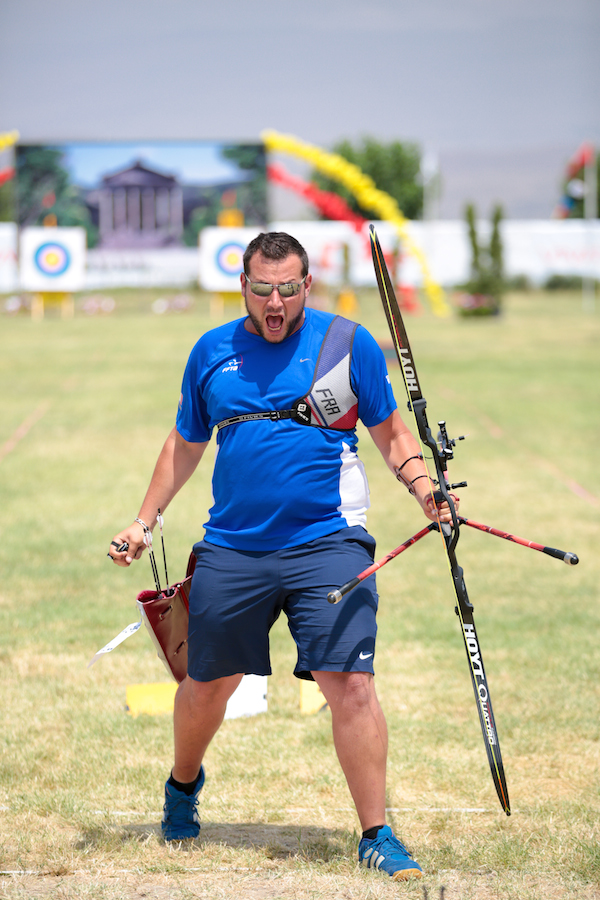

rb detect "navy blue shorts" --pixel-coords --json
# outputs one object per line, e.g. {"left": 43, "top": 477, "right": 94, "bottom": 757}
{"left": 187, "top": 525, "right": 378, "bottom": 682}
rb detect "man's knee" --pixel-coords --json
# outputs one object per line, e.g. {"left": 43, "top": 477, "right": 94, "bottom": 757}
{"left": 176, "top": 673, "right": 243, "bottom": 713}
{"left": 312, "top": 670, "right": 378, "bottom": 713}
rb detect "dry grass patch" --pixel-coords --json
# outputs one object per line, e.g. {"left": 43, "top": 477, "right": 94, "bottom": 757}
{"left": 0, "top": 291, "right": 598, "bottom": 899}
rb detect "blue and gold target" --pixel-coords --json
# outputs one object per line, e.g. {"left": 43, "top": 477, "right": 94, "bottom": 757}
{"left": 216, "top": 242, "right": 245, "bottom": 276}
{"left": 34, "top": 242, "right": 71, "bottom": 277}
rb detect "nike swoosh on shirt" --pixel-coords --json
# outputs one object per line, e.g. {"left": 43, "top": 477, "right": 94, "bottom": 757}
{"left": 359, "top": 651, "right": 373, "bottom": 660}
{"left": 300, "top": 358, "right": 312, "bottom": 363}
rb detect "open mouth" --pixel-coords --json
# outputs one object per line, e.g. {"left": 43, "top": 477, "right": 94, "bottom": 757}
{"left": 266, "top": 314, "right": 284, "bottom": 334}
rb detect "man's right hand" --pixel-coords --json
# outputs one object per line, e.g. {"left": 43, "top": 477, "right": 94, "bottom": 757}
{"left": 108, "top": 521, "right": 148, "bottom": 567}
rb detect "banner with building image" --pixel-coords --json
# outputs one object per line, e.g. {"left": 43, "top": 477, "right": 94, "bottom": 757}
{"left": 14, "top": 142, "right": 267, "bottom": 251}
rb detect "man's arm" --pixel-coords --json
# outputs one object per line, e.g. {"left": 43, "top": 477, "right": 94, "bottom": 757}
{"left": 368, "top": 410, "right": 456, "bottom": 523}
{"left": 109, "top": 426, "right": 208, "bottom": 567}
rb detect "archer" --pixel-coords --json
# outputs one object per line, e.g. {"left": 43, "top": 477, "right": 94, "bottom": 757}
{"left": 109, "top": 231, "right": 454, "bottom": 880}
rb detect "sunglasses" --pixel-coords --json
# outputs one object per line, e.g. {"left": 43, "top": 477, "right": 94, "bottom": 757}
{"left": 244, "top": 274, "right": 307, "bottom": 299}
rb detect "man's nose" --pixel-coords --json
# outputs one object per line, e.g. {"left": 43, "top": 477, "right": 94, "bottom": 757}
{"left": 267, "top": 287, "right": 285, "bottom": 306}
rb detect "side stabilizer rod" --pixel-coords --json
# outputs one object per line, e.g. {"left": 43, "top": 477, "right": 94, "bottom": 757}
{"left": 458, "top": 516, "right": 579, "bottom": 565}
{"left": 327, "top": 523, "right": 437, "bottom": 604}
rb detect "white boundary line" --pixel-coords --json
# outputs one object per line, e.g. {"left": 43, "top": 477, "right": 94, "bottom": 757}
{"left": 86, "top": 806, "right": 505, "bottom": 818}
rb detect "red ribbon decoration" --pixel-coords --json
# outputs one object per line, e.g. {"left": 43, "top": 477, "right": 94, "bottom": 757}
{"left": 267, "top": 162, "right": 367, "bottom": 232}
{"left": 0, "top": 167, "right": 15, "bottom": 187}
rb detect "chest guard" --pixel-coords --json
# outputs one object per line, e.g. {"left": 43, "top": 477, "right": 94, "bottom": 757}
{"left": 216, "top": 315, "right": 359, "bottom": 432}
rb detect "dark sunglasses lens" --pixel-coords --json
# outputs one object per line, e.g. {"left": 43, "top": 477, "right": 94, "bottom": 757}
{"left": 278, "top": 283, "right": 299, "bottom": 298}
{"left": 249, "top": 282, "right": 273, "bottom": 297}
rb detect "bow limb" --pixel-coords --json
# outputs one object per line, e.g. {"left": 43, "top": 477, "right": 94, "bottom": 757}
{"left": 369, "top": 225, "right": 511, "bottom": 816}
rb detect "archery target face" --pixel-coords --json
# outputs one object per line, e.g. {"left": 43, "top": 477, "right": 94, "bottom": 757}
{"left": 198, "top": 227, "right": 261, "bottom": 291}
{"left": 34, "top": 242, "right": 71, "bottom": 277}
{"left": 20, "top": 226, "right": 86, "bottom": 291}
{"left": 216, "top": 242, "right": 245, "bottom": 276}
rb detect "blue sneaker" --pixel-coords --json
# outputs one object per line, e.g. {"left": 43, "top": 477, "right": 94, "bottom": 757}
{"left": 358, "top": 825, "right": 423, "bottom": 881}
{"left": 161, "top": 766, "right": 205, "bottom": 841}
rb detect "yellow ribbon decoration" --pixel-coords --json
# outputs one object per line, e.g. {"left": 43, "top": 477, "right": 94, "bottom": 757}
{"left": 0, "top": 130, "right": 19, "bottom": 152}
{"left": 262, "top": 129, "right": 449, "bottom": 316}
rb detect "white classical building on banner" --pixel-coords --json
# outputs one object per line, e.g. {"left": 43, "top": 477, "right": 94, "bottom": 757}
{"left": 93, "top": 160, "right": 184, "bottom": 250}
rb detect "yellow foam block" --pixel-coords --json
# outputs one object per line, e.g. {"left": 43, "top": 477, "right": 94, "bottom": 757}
{"left": 210, "top": 292, "right": 245, "bottom": 318}
{"left": 335, "top": 288, "right": 359, "bottom": 316}
{"left": 126, "top": 682, "right": 177, "bottom": 717}
{"left": 300, "top": 680, "right": 328, "bottom": 715}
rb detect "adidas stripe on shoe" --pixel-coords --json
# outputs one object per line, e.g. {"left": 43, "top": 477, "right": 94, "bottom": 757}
{"left": 358, "top": 825, "right": 423, "bottom": 881}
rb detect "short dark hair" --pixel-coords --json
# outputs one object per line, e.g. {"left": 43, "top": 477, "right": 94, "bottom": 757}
{"left": 243, "top": 232, "right": 309, "bottom": 278}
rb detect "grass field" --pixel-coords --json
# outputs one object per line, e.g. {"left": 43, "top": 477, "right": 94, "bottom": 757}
{"left": 0, "top": 287, "right": 598, "bottom": 899}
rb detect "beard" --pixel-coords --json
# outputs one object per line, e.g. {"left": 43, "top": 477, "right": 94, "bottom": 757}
{"left": 244, "top": 300, "right": 305, "bottom": 343}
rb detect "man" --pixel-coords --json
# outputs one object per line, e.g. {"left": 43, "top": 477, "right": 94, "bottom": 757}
{"left": 109, "top": 231, "right": 455, "bottom": 882}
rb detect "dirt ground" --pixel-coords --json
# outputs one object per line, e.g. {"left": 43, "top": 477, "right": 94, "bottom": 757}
{"left": 2, "top": 871, "right": 600, "bottom": 900}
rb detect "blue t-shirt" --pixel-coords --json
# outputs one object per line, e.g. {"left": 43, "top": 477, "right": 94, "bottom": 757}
{"left": 176, "top": 308, "right": 396, "bottom": 550}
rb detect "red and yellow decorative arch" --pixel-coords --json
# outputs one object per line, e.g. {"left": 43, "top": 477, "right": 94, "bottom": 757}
{"left": 262, "top": 130, "right": 449, "bottom": 316}
{"left": 0, "top": 131, "right": 19, "bottom": 187}
{"left": 0, "top": 130, "right": 19, "bottom": 152}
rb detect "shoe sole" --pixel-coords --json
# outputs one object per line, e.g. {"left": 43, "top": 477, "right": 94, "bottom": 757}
{"left": 392, "top": 868, "right": 423, "bottom": 881}
{"left": 162, "top": 832, "right": 200, "bottom": 842}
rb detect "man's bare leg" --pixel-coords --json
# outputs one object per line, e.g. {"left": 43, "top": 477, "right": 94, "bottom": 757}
{"left": 311, "top": 671, "right": 388, "bottom": 831}
{"left": 172, "top": 673, "right": 243, "bottom": 783}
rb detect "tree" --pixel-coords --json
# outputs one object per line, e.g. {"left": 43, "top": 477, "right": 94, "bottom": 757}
{"left": 460, "top": 203, "right": 505, "bottom": 316}
{"left": 183, "top": 144, "right": 268, "bottom": 247}
{"left": 311, "top": 137, "right": 424, "bottom": 220}
{"left": 0, "top": 176, "right": 15, "bottom": 222}
{"left": 16, "top": 146, "right": 98, "bottom": 245}
{"left": 221, "top": 143, "right": 268, "bottom": 225}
